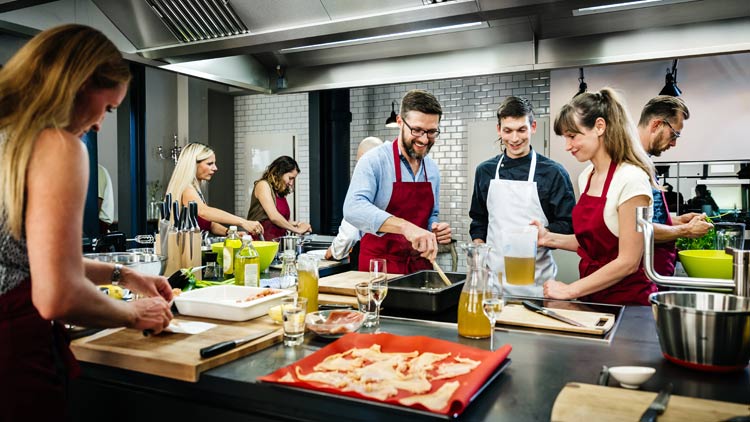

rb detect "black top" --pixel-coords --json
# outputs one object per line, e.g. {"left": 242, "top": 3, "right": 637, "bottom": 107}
{"left": 469, "top": 149, "right": 576, "bottom": 241}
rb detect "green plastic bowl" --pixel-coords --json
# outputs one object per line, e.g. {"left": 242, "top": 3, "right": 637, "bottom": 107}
{"left": 678, "top": 250, "right": 733, "bottom": 279}
{"left": 212, "top": 240, "right": 278, "bottom": 273}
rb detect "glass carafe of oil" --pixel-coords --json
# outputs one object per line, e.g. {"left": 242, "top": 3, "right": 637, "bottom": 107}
{"left": 458, "top": 243, "right": 491, "bottom": 339}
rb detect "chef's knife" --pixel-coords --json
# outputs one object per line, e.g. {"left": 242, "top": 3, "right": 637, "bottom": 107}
{"left": 639, "top": 383, "right": 673, "bottom": 422}
{"left": 522, "top": 300, "right": 585, "bottom": 327}
{"left": 199, "top": 329, "right": 277, "bottom": 358}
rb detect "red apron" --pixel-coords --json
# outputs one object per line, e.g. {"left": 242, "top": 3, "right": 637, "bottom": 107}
{"left": 358, "top": 140, "right": 435, "bottom": 273}
{"left": 573, "top": 161, "right": 657, "bottom": 306}
{"left": 653, "top": 190, "right": 677, "bottom": 277}
{"left": 260, "top": 194, "right": 291, "bottom": 241}
{"left": 0, "top": 280, "right": 80, "bottom": 421}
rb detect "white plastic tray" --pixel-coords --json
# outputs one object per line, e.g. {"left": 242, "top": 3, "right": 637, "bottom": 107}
{"left": 174, "top": 285, "right": 294, "bottom": 321}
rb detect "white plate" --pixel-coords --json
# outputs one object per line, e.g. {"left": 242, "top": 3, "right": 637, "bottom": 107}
{"left": 174, "top": 285, "right": 294, "bottom": 321}
{"left": 305, "top": 249, "right": 328, "bottom": 259}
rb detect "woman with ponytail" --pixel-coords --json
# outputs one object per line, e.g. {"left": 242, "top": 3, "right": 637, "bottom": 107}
{"left": 533, "top": 88, "right": 657, "bottom": 305}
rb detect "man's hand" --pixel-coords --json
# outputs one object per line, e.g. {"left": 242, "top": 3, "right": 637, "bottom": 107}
{"left": 120, "top": 267, "right": 173, "bottom": 302}
{"left": 403, "top": 223, "right": 438, "bottom": 262}
{"left": 431, "top": 222, "right": 452, "bottom": 244}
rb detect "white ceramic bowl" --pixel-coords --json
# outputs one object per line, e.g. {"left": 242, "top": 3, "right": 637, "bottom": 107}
{"left": 608, "top": 366, "right": 655, "bottom": 389}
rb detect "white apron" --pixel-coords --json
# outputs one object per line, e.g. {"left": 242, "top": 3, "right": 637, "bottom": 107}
{"left": 486, "top": 151, "right": 556, "bottom": 297}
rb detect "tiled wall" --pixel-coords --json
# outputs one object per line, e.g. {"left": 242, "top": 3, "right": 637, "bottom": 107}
{"left": 233, "top": 70, "right": 550, "bottom": 271}
{"left": 233, "top": 93, "right": 310, "bottom": 222}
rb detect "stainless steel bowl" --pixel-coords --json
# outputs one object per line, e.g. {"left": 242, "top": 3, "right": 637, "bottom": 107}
{"left": 84, "top": 252, "right": 167, "bottom": 276}
{"left": 649, "top": 291, "right": 750, "bottom": 371}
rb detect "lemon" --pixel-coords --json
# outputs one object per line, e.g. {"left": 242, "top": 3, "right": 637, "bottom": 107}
{"left": 268, "top": 305, "right": 283, "bottom": 323}
{"left": 100, "top": 284, "right": 124, "bottom": 300}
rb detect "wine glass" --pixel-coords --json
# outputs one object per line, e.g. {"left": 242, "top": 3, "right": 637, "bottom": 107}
{"left": 482, "top": 269, "right": 503, "bottom": 351}
{"left": 369, "top": 259, "right": 388, "bottom": 327}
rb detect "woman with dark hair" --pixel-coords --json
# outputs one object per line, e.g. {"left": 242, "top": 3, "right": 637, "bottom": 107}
{"left": 247, "top": 156, "right": 312, "bottom": 240}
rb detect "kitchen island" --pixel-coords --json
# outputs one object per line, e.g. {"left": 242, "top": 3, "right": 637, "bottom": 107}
{"left": 69, "top": 304, "right": 749, "bottom": 421}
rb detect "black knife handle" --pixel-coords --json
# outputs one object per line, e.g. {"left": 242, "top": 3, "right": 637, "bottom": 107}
{"left": 200, "top": 340, "right": 237, "bottom": 358}
{"left": 639, "top": 408, "right": 658, "bottom": 422}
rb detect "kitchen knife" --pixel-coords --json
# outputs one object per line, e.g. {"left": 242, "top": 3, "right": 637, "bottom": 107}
{"left": 639, "top": 383, "right": 673, "bottom": 422}
{"left": 522, "top": 300, "right": 585, "bottom": 327}
{"left": 199, "top": 329, "right": 277, "bottom": 359}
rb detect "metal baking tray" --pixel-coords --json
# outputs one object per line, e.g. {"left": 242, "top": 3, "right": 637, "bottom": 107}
{"left": 383, "top": 270, "right": 466, "bottom": 314}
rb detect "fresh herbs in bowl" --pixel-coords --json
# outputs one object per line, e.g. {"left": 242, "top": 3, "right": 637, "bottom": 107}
{"left": 675, "top": 214, "right": 722, "bottom": 251}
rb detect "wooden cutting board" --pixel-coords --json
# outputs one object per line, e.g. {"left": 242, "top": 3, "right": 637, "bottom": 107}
{"left": 71, "top": 315, "right": 281, "bottom": 382}
{"left": 551, "top": 383, "right": 749, "bottom": 421}
{"left": 496, "top": 303, "right": 615, "bottom": 335}
{"left": 318, "top": 271, "right": 403, "bottom": 296}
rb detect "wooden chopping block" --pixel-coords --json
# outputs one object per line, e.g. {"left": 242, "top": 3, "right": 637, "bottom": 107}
{"left": 155, "top": 232, "right": 181, "bottom": 277}
{"left": 180, "top": 231, "right": 202, "bottom": 280}
{"left": 551, "top": 382, "right": 749, "bottom": 422}
{"left": 71, "top": 315, "right": 281, "bottom": 382}
{"left": 318, "top": 271, "right": 403, "bottom": 296}
{"left": 496, "top": 303, "right": 615, "bottom": 335}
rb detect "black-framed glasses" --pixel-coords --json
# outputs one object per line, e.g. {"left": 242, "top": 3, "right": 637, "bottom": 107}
{"left": 661, "top": 119, "right": 681, "bottom": 140}
{"left": 402, "top": 119, "right": 440, "bottom": 139}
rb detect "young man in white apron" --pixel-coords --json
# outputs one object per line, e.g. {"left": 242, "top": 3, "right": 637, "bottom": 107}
{"left": 469, "top": 96, "right": 576, "bottom": 297}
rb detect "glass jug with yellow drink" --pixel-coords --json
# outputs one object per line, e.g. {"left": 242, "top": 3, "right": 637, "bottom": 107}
{"left": 296, "top": 253, "right": 319, "bottom": 313}
{"left": 234, "top": 235, "right": 260, "bottom": 287}
{"left": 458, "top": 243, "right": 491, "bottom": 339}
{"left": 502, "top": 226, "right": 537, "bottom": 286}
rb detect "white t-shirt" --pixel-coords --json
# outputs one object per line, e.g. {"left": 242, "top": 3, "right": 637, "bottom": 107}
{"left": 578, "top": 162, "right": 653, "bottom": 237}
{"left": 329, "top": 218, "right": 361, "bottom": 260}
{"left": 98, "top": 165, "right": 114, "bottom": 224}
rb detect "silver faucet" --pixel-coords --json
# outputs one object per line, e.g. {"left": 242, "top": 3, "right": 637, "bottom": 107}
{"left": 635, "top": 206, "right": 750, "bottom": 296}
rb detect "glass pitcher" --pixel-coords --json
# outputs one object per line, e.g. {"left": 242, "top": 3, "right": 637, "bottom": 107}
{"left": 458, "top": 243, "right": 491, "bottom": 339}
{"left": 297, "top": 253, "right": 319, "bottom": 313}
{"left": 279, "top": 251, "right": 298, "bottom": 290}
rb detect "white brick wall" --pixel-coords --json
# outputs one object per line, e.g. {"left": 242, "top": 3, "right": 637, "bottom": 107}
{"left": 233, "top": 70, "right": 549, "bottom": 271}
{"left": 350, "top": 71, "right": 550, "bottom": 271}
{"left": 233, "top": 93, "right": 310, "bottom": 222}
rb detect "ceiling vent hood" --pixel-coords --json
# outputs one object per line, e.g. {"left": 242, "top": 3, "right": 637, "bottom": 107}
{"left": 146, "top": 0, "right": 248, "bottom": 43}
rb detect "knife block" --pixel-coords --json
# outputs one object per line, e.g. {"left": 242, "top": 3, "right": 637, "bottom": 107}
{"left": 181, "top": 232, "right": 202, "bottom": 280}
{"left": 155, "top": 232, "right": 181, "bottom": 278}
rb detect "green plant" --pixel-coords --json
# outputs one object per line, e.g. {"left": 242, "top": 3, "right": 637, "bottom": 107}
{"left": 675, "top": 214, "right": 721, "bottom": 250}
{"left": 147, "top": 180, "right": 163, "bottom": 200}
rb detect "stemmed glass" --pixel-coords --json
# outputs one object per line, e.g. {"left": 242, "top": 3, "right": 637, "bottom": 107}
{"left": 482, "top": 268, "right": 503, "bottom": 351}
{"left": 369, "top": 259, "right": 388, "bottom": 328}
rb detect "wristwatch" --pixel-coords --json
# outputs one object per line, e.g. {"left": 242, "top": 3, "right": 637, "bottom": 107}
{"left": 111, "top": 264, "right": 123, "bottom": 285}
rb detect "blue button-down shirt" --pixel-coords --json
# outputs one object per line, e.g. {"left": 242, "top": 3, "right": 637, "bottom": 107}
{"left": 344, "top": 140, "right": 440, "bottom": 235}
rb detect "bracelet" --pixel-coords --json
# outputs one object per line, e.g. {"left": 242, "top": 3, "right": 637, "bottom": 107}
{"left": 111, "top": 264, "right": 123, "bottom": 286}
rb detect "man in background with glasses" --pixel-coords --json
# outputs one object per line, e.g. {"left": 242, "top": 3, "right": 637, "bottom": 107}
{"left": 470, "top": 96, "right": 576, "bottom": 297}
{"left": 637, "top": 95, "right": 711, "bottom": 276}
{"left": 344, "top": 89, "right": 452, "bottom": 273}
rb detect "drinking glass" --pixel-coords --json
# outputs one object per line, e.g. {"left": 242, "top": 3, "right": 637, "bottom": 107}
{"left": 281, "top": 296, "right": 307, "bottom": 347}
{"left": 355, "top": 281, "right": 378, "bottom": 328}
{"left": 369, "top": 258, "right": 388, "bottom": 327}
{"left": 482, "top": 269, "right": 503, "bottom": 351}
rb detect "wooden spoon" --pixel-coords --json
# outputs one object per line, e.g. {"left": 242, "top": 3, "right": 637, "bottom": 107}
{"left": 432, "top": 260, "right": 452, "bottom": 286}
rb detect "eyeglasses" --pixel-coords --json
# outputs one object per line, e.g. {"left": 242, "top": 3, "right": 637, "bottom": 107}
{"left": 402, "top": 119, "right": 440, "bottom": 140}
{"left": 661, "top": 119, "right": 681, "bottom": 140}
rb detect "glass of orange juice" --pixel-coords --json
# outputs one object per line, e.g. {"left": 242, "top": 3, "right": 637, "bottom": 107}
{"left": 502, "top": 227, "right": 537, "bottom": 286}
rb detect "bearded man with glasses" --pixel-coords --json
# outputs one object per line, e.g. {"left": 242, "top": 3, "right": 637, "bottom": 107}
{"left": 636, "top": 95, "right": 711, "bottom": 277}
{"left": 344, "top": 89, "right": 452, "bottom": 273}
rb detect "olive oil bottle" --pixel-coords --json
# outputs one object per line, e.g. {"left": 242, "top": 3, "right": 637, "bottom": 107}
{"left": 235, "top": 235, "right": 260, "bottom": 287}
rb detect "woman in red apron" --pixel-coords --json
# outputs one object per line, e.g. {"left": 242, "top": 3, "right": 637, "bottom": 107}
{"left": 165, "top": 143, "right": 264, "bottom": 237}
{"left": 0, "top": 24, "right": 174, "bottom": 420}
{"left": 534, "top": 88, "right": 657, "bottom": 306}
{"left": 247, "top": 156, "right": 312, "bottom": 240}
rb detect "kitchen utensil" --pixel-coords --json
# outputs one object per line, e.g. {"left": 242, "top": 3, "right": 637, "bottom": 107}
{"left": 128, "top": 234, "right": 155, "bottom": 244}
{"left": 199, "top": 328, "right": 276, "bottom": 358}
{"left": 495, "top": 303, "right": 615, "bottom": 335}
{"left": 597, "top": 365, "right": 610, "bottom": 386}
{"left": 502, "top": 226, "right": 537, "bottom": 286}
{"left": 432, "top": 260, "right": 452, "bottom": 286}
{"left": 174, "top": 285, "right": 294, "bottom": 321}
{"left": 84, "top": 252, "right": 167, "bottom": 276}
{"left": 305, "top": 309, "right": 365, "bottom": 338}
{"left": 384, "top": 270, "right": 465, "bottom": 314}
{"left": 281, "top": 296, "right": 307, "bottom": 346}
{"left": 355, "top": 281, "right": 378, "bottom": 328}
{"left": 458, "top": 243, "right": 491, "bottom": 339}
{"left": 649, "top": 291, "right": 750, "bottom": 371}
{"left": 678, "top": 249, "right": 733, "bottom": 279}
{"left": 639, "top": 383, "right": 672, "bottom": 422}
{"left": 609, "top": 366, "right": 655, "bottom": 389}
{"left": 521, "top": 300, "right": 585, "bottom": 327}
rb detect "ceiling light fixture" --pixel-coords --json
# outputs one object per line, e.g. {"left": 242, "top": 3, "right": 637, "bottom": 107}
{"left": 572, "top": 0, "right": 697, "bottom": 16}
{"left": 385, "top": 101, "right": 399, "bottom": 128}
{"left": 659, "top": 59, "right": 682, "bottom": 96}
{"left": 280, "top": 21, "right": 484, "bottom": 54}
{"left": 575, "top": 68, "right": 587, "bottom": 98}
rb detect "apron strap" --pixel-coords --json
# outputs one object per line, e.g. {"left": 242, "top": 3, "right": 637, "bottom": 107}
{"left": 494, "top": 150, "right": 537, "bottom": 181}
